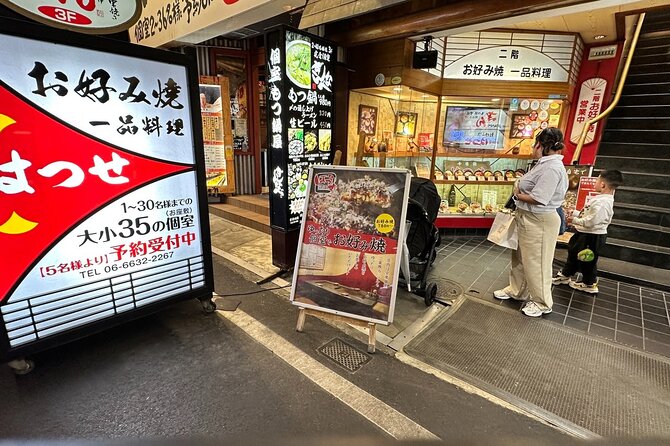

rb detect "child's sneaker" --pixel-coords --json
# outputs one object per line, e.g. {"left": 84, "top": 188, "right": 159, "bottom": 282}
{"left": 570, "top": 281, "right": 598, "bottom": 294}
{"left": 552, "top": 272, "right": 571, "bottom": 285}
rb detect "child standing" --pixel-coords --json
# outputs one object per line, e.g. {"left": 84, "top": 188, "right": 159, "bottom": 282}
{"left": 552, "top": 170, "right": 624, "bottom": 294}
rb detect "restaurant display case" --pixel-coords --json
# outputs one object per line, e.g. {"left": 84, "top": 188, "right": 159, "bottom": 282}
{"left": 347, "top": 86, "right": 439, "bottom": 176}
{"left": 347, "top": 91, "right": 566, "bottom": 228}
{"left": 433, "top": 96, "right": 565, "bottom": 226}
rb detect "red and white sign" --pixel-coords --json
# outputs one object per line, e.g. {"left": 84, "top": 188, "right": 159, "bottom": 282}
{"left": 569, "top": 77, "right": 607, "bottom": 145}
{"left": 576, "top": 176, "right": 599, "bottom": 210}
{"left": 0, "top": 31, "right": 209, "bottom": 349}
{"left": 0, "top": 0, "right": 143, "bottom": 34}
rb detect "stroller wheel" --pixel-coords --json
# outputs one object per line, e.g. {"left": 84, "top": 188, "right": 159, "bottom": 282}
{"left": 424, "top": 282, "right": 437, "bottom": 306}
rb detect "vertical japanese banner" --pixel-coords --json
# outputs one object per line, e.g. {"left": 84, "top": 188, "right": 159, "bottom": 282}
{"left": 265, "top": 26, "right": 336, "bottom": 232}
{"left": 0, "top": 19, "right": 213, "bottom": 358}
{"left": 291, "top": 166, "right": 410, "bottom": 325}
{"left": 569, "top": 77, "right": 607, "bottom": 145}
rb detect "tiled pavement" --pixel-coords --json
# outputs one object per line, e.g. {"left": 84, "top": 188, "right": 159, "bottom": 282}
{"left": 431, "top": 236, "right": 670, "bottom": 359}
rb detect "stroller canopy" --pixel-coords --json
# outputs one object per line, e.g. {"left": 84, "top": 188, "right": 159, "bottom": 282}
{"left": 408, "top": 177, "right": 441, "bottom": 223}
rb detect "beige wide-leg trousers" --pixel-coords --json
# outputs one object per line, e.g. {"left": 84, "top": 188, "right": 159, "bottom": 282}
{"left": 504, "top": 208, "right": 560, "bottom": 311}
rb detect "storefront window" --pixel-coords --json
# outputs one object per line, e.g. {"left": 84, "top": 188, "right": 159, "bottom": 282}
{"left": 434, "top": 96, "right": 564, "bottom": 215}
{"left": 215, "top": 53, "right": 250, "bottom": 153}
{"left": 348, "top": 86, "right": 439, "bottom": 177}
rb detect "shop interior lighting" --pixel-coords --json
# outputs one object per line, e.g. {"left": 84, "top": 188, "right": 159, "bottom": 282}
{"left": 393, "top": 87, "right": 403, "bottom": 92}
{"left": 593, "top": 35, "right": 606, "bottom": 40}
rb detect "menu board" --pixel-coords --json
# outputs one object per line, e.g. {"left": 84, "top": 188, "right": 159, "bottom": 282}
{"left": 291, "top": 166, "right": 410, "bottom": 325}
{"left": 563, "top": 165, "right": 593, "bottom": 211}
{"left": 443, "top": 107, "right": 506, "bottom": 150}
{"left": 266, "top": 26, "right": 335, "bottom": 231}
{"left": 576, "top": 176, "right": 599, "bottom": 210}
{"left": 200, "top": 83, "right": 228, "bottom": 189}
{"left": 0, "top": 19, "right": 213, "bottom": 358}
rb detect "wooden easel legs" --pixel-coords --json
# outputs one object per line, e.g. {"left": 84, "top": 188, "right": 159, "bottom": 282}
{"left": 296, "top": 307, "right": 377, "bottom": 353}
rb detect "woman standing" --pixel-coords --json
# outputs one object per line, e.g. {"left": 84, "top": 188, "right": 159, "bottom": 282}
{"left": 494, "top": 128, "right": 568, "bottom": 317}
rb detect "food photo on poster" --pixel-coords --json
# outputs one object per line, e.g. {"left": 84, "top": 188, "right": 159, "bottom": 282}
{"left": 0, "top": 21, "right": 213, "bottom": 356}
{"left": 291, "top": 166, "right": 410, "bottom": 324}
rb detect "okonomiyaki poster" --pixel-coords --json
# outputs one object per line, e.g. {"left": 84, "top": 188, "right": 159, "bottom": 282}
{"left": 291, "top": 166, "right": 410, "bottom": 325}
{"left": 0, "top": 27, "right": 212, "bottom": 352}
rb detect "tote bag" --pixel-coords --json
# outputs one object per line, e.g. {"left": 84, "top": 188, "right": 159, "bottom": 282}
{"left": 487, "top": 212, "right": 518, "bottom": 250}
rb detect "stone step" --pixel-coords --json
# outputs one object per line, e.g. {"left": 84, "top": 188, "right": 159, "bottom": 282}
{"left": 612, "top": 202, "right": 670, "bottom": 228}
{"left": 606, "top": 116, "right": 670, "bottom": 130}
{"left": 601, "top": 237, "right": 670, "bottom": 270}
{"left": 635, "top": 34, "right": 670, "bottom": 51}
{"left": 621, "top": 82, "right": 670, "bottom": 95}
{"left": 628, "top": 60, "right": 670, "bottom": 75}
{"left": 601, "top": 128, "right": 670, "bottom": 144}
{"left": 225, "top": 194, "right": 270, "bottom": 217}
{"left": 596, "top": 141, "right": 668, "bottom": 159}
{"left": 208, "top": 203, "right": 271, "bottom": 235}
{"left": 591, "top": 169, "right": 670, "bottom": 190}
{"left": 608, "top": 219, "right": 670, "bottom": 248}
{"left": 618, "top": 93, "right": 670, "bottom": 107}
{"left": 609, "top": 104, "right": 670, "bottom": 118}
{"left": 614, "top": 186, "right": 670, "bottom": 210}
{"left": 595, "top": 154, "right": 670, "bottom": 174}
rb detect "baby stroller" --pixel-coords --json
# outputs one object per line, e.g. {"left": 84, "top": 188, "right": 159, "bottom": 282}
{"left": 400, "top": 177, "right": 442, "bottom": 306}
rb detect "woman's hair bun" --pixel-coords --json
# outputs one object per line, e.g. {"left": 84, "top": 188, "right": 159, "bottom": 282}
{"left": 553, "top": 141, "right": 565, "bottom": 151}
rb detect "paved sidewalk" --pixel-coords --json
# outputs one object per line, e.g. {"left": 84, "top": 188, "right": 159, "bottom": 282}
{"left": 210, "top": 211, "right": 670, "bottom": 360}
{"left": 432, "top": 237, "right": 670, "bottom": 359}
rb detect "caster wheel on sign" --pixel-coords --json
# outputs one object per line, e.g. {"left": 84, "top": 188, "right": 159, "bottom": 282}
{"left": 201, "top": 299, "right": 216, "bottom": 314}
{"left": 8, "top": 358, "right": 34, "bottom": 375}
{"left": 424, "top": 282, "right": 437, "bottom": 306}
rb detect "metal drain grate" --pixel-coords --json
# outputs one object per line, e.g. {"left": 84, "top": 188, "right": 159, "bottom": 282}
{"left": 405, "top": 297, "right": 670, "bottom": 437}
{"left": 318, "top": 338, "right": 372, "bottom": 372}
{"left": 433, "top": 278, "right": 463, "bottom": 301}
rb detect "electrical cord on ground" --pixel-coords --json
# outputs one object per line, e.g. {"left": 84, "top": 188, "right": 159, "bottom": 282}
{"left": 216, "top": 284, "right": 291, "bottom": 297}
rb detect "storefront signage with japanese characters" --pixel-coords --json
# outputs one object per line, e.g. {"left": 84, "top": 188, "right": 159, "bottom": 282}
{"left": 130, "top": 0, "right": 276, "bottom": 47}
{"left": 0, "top": 0, "right": 142, "bottom": 34}
{"left": 265, "top": 26, "right": 335, "bottom": 231}
{"left": 0, "top": 20, "right": 213, "bottom": 357}
{"left": 569, "top": 77, "right": 606, "bottom": 145}
{"left": 443, "top": 46, "right": 568, "bottom": 82}
{"left": 291, "top": 166, "right": 410, "bottom": 324}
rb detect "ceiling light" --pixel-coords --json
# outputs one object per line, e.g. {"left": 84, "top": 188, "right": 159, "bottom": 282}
{"left": 593, "top": 35, "right": 606, "bottom": 40}
{"left": 491, "top": 98, "right": 500, "bottom": 102}
{"left": 393, "top": 87, "right": 402, "bottom": 92}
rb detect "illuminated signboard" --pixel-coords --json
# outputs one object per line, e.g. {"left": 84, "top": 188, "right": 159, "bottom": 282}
{"left": 0, "top": 18, "right": 213, "bottom": 358}
{"left": 265, "top": 26, "right": 336, "bottom": 231}
{"left": 0, "top": 0, "right": 143, "bottom": 34}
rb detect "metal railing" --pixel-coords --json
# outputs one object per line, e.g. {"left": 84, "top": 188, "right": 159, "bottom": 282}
{"left": 572, "top": 13, "right": 647, "bottom": 164}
